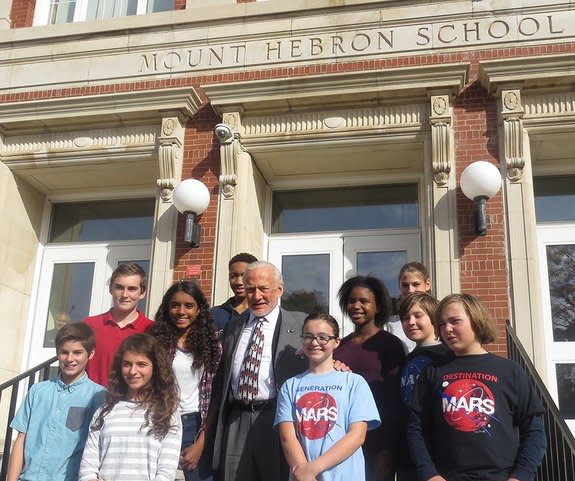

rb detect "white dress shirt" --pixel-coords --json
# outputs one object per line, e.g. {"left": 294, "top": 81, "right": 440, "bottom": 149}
{"left": 231, "top": 304, "right": 280, "bottom": 401}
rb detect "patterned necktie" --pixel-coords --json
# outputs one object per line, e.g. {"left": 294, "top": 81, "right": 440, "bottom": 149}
{"left": 237, "top": 317, "right": 266, "bottom": 403}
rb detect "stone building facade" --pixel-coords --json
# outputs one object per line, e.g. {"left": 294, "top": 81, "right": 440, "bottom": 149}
{"left": 1, "top": 0, "right": 574, "bottom": 432}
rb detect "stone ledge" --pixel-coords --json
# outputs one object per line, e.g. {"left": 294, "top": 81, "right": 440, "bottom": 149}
{"left": 0, "top": 87, "right": 202, "bottom": 133}
{"left": 203, "top": 63, "right": 469, "bottom": 113}
{"left": 479, "top": 53, "right": 575, "bottom": 93}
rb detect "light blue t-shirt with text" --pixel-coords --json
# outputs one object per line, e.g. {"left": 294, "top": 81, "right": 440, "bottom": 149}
{"left": 274, "top": 370, "right": 380, "bottom": 481}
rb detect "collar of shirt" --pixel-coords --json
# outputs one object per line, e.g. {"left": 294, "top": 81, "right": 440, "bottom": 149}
{"left": 102, "top": 309, "right": 140, "bottom": 328}
{"left": 57, "top": 372, "right": 89, "bottom": 392}
{"left": 247, "top": 303, "right": 280, "bottom": 327}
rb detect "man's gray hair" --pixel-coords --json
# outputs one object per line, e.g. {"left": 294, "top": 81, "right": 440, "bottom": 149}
{"left": 244, "top": 260, "right": 283, "bottom": 284}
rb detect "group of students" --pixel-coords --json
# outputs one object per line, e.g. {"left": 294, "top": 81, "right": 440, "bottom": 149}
{"left": 7, "top": 259, "right": 547, "bottom": 481}
{"left": 276, "top": 263, "right": 547, "bottom": 481}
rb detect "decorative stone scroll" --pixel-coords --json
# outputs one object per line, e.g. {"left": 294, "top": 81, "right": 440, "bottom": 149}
{"left": 216, "top": 112, "right": 242, "bottom": 199}
{"left": 157, "top": 115, "right": 184, "bottom": 201}
{"left": 429, "top": 94, "right": 453, "bottom": 186}
{"left": 501, "top": 89, "right": 525, "bottom": 181}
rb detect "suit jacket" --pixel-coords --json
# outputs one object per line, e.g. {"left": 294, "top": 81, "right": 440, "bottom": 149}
{"left": 211, "top": 307, "right": 308, "bottom": 470}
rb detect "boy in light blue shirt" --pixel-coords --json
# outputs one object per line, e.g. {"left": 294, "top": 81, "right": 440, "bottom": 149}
{"left": 7, "top": 323, "right": 105, "bottom": 481}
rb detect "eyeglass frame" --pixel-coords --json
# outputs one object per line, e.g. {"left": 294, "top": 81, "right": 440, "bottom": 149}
{"left": 301, "top": 333, "right": 338, "bottom": 345}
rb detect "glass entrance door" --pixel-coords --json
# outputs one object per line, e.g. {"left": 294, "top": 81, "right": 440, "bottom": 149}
{"left": 269, "top": 230, "right": 421, "bottom": 335}
{"left": 27, "top": 241, "right": 151, "bottom": 368}
{"left": 538, "top": 225, "right": 575, "bottom": 435}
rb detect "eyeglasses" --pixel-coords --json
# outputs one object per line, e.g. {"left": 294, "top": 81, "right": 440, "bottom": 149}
{"left": 301, "top": 334, "right": 338, "bottom": 345}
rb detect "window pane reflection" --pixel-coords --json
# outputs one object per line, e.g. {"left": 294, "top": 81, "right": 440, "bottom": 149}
{"left": 49, "top": 0, "right": 76, "bottom": 24}
{"left": 281, "top": 254, "right": 329, "bottom": 314}
{"left": 556, "top": 364, "right": 575, "bottom": 419}
{"left": 356, "top": 251, "right": 407, "bottom": 298}
{"left": 86, "top": 0, "right": 138, "bottom": 19}
{"left": 546, "top": 244, "right": 575, "bottom": 342}
{"left": 49, "top": 199, "right": 154, "bottom": 242}
{"left": 535, "top": 175, "right": 575, "bottom": 222}
{"left": 44, "top": 263, "right": 95, "bottom": 347}
{"left": 272, "top": 184, "right": 418, "bottom": 233}
{"left": 148, "top": 0, "right": 174, "bottom": 12}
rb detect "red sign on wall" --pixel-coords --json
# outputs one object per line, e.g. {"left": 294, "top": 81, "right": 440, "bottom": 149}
{"left": 186, "top": 264, "right": 201, "bottom": 278}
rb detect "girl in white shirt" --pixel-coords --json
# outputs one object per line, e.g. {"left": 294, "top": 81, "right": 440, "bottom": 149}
{"left": 151, "top": 281, "right": 220, "bottom": 481}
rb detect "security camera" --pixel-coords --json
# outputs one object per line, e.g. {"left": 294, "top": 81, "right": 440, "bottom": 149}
{"left": 214, "top": 123, "right": 234, "bottom": 144}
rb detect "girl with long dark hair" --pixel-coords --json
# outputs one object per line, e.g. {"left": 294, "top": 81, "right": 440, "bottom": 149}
{"left": 150, "top": 280, "right": 221, "bottom": 481}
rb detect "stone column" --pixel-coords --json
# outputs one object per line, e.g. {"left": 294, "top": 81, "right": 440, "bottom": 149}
{"left": 212, "top": 112, "right": 242, "bottom": 305}
{"left": 428, "top": 93, "right": 460, "bottom": 298}
{"left": 147, "top": 114, "right": 186, "bottom": 313}
{"left": 499, "top": 87, "right": 546, "bottom": 373}
{"left": 212, "top": 111, "right": 266, "bottom": 304}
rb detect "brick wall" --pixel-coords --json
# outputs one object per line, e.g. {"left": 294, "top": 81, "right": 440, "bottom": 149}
{"left": 10, "top": 0, "right": 35, "bottom": 28}
{"left": 172, "top": 104, "right": 221, "bottom": 304}
{"left": 453, "top": 79, "right": 507, "bottom": 355}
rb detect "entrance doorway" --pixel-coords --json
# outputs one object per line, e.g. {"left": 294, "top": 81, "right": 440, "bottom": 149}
{"left": 269, "top": 229, "right": 421, "bottom": 335}
{"left": 535, "top": 175, "right": 575, "bottom": 434}
{"left": 25, "top": 198, "right": 154, "bottom": 368}
{"left": 27, "top": 242, "right": 151, "bottom": 368}
{"left": 269, "top": 183, "right": 421, "bottom": 335}
{"left": 537, "top": 225, "right": 575, "bottom": 435}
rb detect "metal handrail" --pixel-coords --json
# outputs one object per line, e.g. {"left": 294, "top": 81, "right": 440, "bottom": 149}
{"left": 0, "top": 356, "right": 57, "bottom": 480}
{"left": 506, "top": 320, "right": 575, "bottom": 481}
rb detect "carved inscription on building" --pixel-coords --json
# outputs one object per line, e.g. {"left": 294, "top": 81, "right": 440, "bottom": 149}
{"left": 139, "top": 13, "right": 568, "bottom": 73}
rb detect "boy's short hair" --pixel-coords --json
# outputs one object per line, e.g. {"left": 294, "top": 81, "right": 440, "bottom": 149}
{"left": 228, "top": 253, "right": 258, "bottom": 269}
{"left": 398, "top": 292, "right": 439, "bottom": 322}
{"left": 436, "top": 293, "right": 497, "bottom": 344}
{"left": 55, "top": 322, "right": 96, "bottom": 353}
{"left": 109, "top": 263, "right": 147, "bottom": 292}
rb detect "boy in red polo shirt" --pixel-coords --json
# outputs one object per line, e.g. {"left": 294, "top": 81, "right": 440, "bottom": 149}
{"left": 83, "top": 263, "right": 153, "bottom": 386}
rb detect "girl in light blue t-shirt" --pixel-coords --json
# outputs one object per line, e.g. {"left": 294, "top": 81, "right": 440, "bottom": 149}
{"left": 274, "top": 313, "right": 380, "bottom": 481}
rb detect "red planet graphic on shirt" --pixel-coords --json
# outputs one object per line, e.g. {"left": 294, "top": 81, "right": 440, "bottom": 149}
{"left": 441, "top": 379, "right": 496, "bottom": 433}
{"left": 296, "top": 392, "right": 338, "bottom": 440}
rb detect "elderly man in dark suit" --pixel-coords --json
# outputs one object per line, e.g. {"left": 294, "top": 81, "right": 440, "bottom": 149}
{"left": 211, "top": 260, "right": 307, "bottom": 481}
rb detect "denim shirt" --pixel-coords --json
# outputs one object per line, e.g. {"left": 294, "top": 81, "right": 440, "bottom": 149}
{"left": 10, "top": 373, "right": 105, "bottom": 481}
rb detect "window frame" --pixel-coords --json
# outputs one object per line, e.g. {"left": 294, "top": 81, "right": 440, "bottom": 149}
{"left": 33, "top": 0, "right": 171, "bottom": 26}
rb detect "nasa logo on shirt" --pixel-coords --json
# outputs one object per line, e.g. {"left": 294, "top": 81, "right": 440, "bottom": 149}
{"left": 296, "top": 392, "right": 338, "bottom": 440}
{"left": 440, "top": 379, "right": 496, "bottom": 433}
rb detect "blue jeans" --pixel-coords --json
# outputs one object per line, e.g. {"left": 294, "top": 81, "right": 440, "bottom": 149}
{"left": 181, "top": 412, "right": 213, "bottom": 481}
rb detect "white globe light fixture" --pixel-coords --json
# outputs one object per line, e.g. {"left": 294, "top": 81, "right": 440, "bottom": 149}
{"left": 173, "top": 179, "right": 210, "bottom": 248}
{"left": 460, "top": 161, "right": 502, "bottom": 236}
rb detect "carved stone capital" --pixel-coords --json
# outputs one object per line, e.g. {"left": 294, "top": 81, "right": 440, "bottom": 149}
{"left": 502, "top": 89, "right": 523, "bottom": 114}
{"left": 157, "top": 115, "right": 184, "bottom": 201}
{"left": 222, "top": 112, "right": 241, "bottom": 131}
{"left": 429, "top": 95, "right": 453, "bottom": 186}
{"left": 219, "top": 139, "right": 239, "bottom": 199}
{"left": 500, "top": 89, "right": 525, "bottom": 181}
{"left": 216, "top": 113, "right": 242, "bottom": 199}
